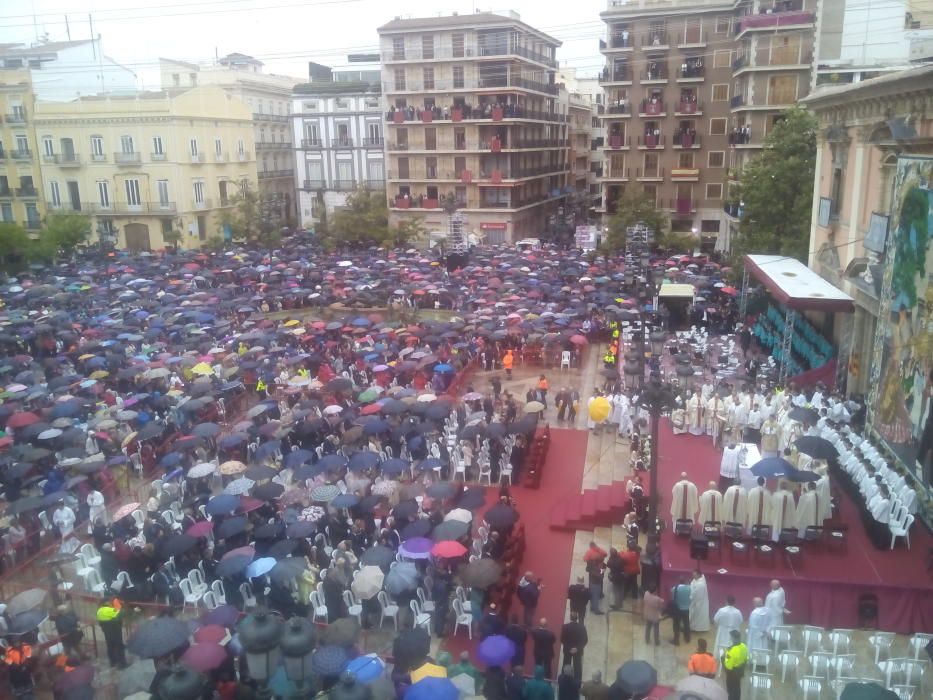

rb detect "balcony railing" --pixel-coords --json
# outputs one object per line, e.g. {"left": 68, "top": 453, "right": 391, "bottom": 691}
{"left": 634, "top": 167, "right": 665, "bottom": 179}
{"left": 639, "top": 100, "right": 667, "bottom": 116}
{"left": 334, "top": 181, "right": 357, "bottom": 191}
{"left": 16, "top": 187, "right": 38, "bottom": 197}
{"left": 193, "top": 198, "right": 213, "bottom": 210}
{"left": 11, "top": 149, "right": 32, "bottom": 160}
{"left": 678, "top": 65, "right": 704, "bottom": 79}
{"left": 384, "top": 43, "right": 556, "bottom": 67}
{"left": 733, "top": 54, "right": 749, "bottom": 70}
{"left": 114, "top": 152, "right": 141, "bottom": 164}
{"left": 258, "top": 170, "right": 292, "bottom": 179}
{"left": 91, "top": 153, "right": 107, "bottom": 162}
{"left": 237, "top": 151, "right": 251, "bottom": 161}
{"left": 301, "top": 138, "right": 322, "bottom": 149}
{"left": 673, "top": 131, "right": 700, "bottom": 148}
{"left": 42, "top": 154, "right": 82, "bottom": 166}
{"left": 642, "top": 68, "right": 668, "bottom": 82}
{"left": 5, "top": 111, "right": 27, "bottom": 123}
{"left": 641, "top": 33, "right": 670, "bottom": 49}
{"left": 88, "top": 201, "right": 178, "bottom": 214}
{"left": 723, "top": 202, "right": 742, "bottom": 217}
{"left": 190, "top": 152, "right": 205, "bottom": 163}
{"left": 605, "top": 103, "right": 630, "bottom": 115}
{"left": 362, "top": 137, "right": 384, "bottom": 147}
{"left": 331, "top": 138, "right": 354, "bottom": 148}
{"left": 729, "top": 128, "right": 753, "bottom": 145}
{"left": 730, "top": 95, "right": 746, "bottom": 108}
{"left": 257, "top": 141, "right": 293, "bottom": 150}
{"left": 0, "top": 188, "right": 11, "bottom": 197}
{"left": 600, "top": 68, "right": 632, "bottom": 83}
{"left": 736, "top": 10, "right": 815, "bottom": 34}
{"left": 637, "top": 134, "right": 666, "bottom": 148}
{"left": 607, "top": 134, "right": 630, "bottom": 149}
{"left": 386, "top": 105, "right": 566, "bottom": 123}
{"left": 676, "top": 100, "right": 702, "bottom": 114}
{"left": 151, "top": 152, "right": 168, "bottom": 161}
{"left": 252, "top": 113, "right": 290, "bottom": 123}
{"left": 303, "top": 180, "right": 326, "bottom": 190}
{"left": 670, "top": 197, "right": 698, "bottom": 215}
{"left": 385, "top": 76, "right": 558, "bottom": 95}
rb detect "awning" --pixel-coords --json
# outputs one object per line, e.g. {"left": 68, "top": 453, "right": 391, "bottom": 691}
{"left": 658, "top": 283, "right": 695, "bottom": 299}
{"left": 744, "top": 254, "right": 854, "bottom": 312}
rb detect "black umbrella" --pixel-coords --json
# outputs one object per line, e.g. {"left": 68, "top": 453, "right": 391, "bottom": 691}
{"left": 393, "top": 499, "right": 419, "bottom": 520}
{"left": 191, "top": 422, "right": 221, "bottom": 438}
{"left": 326, "top": 378, "right": 353, "bottom": 393}
{"left": 127, "top": 617, "right": 192, "bottom": 658}
{"left": 431, "top": 520, "right": 470, "bottom": 541}
{"left": 5, "top": 496, "right": 44, "bottom": 516}
{"left": 788, "top": 407, "right": 820, "bottom": 424}
{"left": 484, "top": 503, "right": 519, "bottom": 528}
{"left": 426, "top": 482, "right": 457, "bottom": 499}
{"left": 795, "top": 436, "right": 838, "bottom": 460}
{"left": 392, "top": 629, "right": 431, "bottom": 671}
{"left": 254, "top": 521, "right": 286, "bottom": 540}
{"left": 286, "top": 521, "right": 317, "bottom": 539}
{"left": 216, "top": 516, "right": 249, "bottom": 539}
{"left": 312, "top": 645, "right": 350, "bottom": 676}
{"left": 458, "top": 488, "right": 487, "bottom": 510}
{"left": 400, "top": 519, "right": 433, "bottom": 540}
{"left": 459, "top": 424, "right": 486, "bottom": 441}
{"left": 215, "top": 555, "right": 253, "bottom": 578}
{"left": 360, "top": 545, "right": 396, "bottom": 567}
{"left": 245, "top": 464, "right": 277, "bottom": 481}
{"left": 269, "top": 556, "right": 307, "bottom": 583}
{"left": 7, "top": 609, "right": 49, "bottom": 635}
{"left": 615, "top": 660, "right": 657, "bottom": 695}
{"left": 839, "top": 683, "right": 899, "bottom": 700}
{"left": 486, "top": 423, "right": 507, "bottom": 439}
{"left": 459, "top": 558, "right": 502, "bottom": 588}
{"left": 158, "top": 534, "right": 198, "bottom": 558}
{"left": 252, "top": 482, "right": 285, "bottom": 501}
{"left": 321, "top": 618, "right": 361, "bottom": 646}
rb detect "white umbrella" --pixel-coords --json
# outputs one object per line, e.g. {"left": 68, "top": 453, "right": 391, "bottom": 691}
{"left": 417, "top": 394, "right": 436, "bottom": 403}
{"left": 323, "top": 405, "right": 343, "bottom": 415}
{"left": 674, "top": 675, "right": 727, "bottom": 700}
{"left": 224, "top": 477, "right": 255, "bottom": 495}
{"left": 188, "top": 462, "right": 216, "bottom": 478}
{"left": 445, "top": 508, "right": 473, "bottom": 524}
{"left": 351, "top": 565, "right": 385, "bottom": 600}
{"left": 38, "top": 428, "right": 63, "bottom": 440}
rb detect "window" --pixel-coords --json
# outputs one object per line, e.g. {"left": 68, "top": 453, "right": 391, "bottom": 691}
{"left": 49, "top": 181, "right": 61, "bottom": 207}
{"left": 392, "top": 37, "right": 405, "bottom": 60}
{"left": 303, "top": 100, "right": 319, "bottom": 111}
{"left": 454, "top": 127, "right": 466, "bottom": 150}
{"left": 713, "top": 50, "right": 732, "bottom": 68}
{"left": 120, "top": 135, "right": 134, "bottom": 154}
{"left": 452, "top": 33, "right": 465, "bottom": 58}
{"left": 768, "top": 75, "right": 797, "bottom": 105}
{"left": 397, "top": 157, "right": 410, "bottom": 179}
{"left": 423, "top": 67, "right": 435, "bottom": 90}
{"left": 237, "top": 138, "right": 245, "bottom": 155}
{"left": 367, "top": 123, "right": 381, "bottom": 143}
{"left": 678, "top": 152, "right": 694, "bottom": 168}
{"left": 425, "top": 157, "right": 437, "bottom": 178}
{"left": 643, "top": 184, "right": 657, "bottom": 205}
{"left": 91, "top": 136, "right": 104, "bottom": 158}
{"left": 152, "top": 136, "right": 164, "bottom": 155}
{"left": 189, "top": 138, "right": 199, "bottom": 156}
{"left": 157, "top": 180, "right": 170, "bottom": 206}
{"left": 712, "top": 84, "right": 729, "bottom": 102}
{"left": 706, "top": 183, "right": 723, "bottom": 199}
{"left": 125, "top": 179, "right": 141, "bottom": 206}
{"left": 172, "top": 73, "right": 180, "bottom": 86}
{"left": 42, "top": 137, "right": 54, "bottom": 157}
{"left": 424, "top": 127, "right": 436, "bottom": 151}
{"left": 368, "top": 161, "right": 384, "bottom": 184}
{"left": 97, "top": 181, "right": 110, "bottom": 208}
{"left": 421, "top": 35, "right": 434, "bottom": 59}
{"left": 336, "top": 161, "right": 353, "bottom": 185}
{"left": 394, "top": 68, "right": 406, "bottom": 91}
{"left": 708, "top": 151, "right": 725, "bottom": 168}
{"left": 15, "top": 135, "right": 28, "bottom": 153}
{"left": 715, "top": 16, "right": 731, "bottom": 33}
{"left": 453, "top": 66, "right": 464, "bottom": 89}
{"left": 214, "top": 138, "right": 223, "bottom": 156}
{"left": 709, "top": 118, "right": 727, "bottom": 135}
{"left": 335, "top": 98, "right": 350, "bottom": 109}
{"left": 305, "top": 123, "right": 319, "bottom": 145}
{"left": 193, "top": 181, "right": 205, "bottom": 204}
{"left": 1, "top": 203, "right": 12, "bottom": 223}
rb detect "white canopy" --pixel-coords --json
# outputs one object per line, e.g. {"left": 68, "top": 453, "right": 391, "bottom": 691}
{"left": 744, "top": 254, "right": 854, "bottom": 312}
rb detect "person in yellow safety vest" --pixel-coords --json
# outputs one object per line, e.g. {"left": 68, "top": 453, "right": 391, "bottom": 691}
{"left": 3, "top": 639, "right": 34, "bottom": 695}
{"left": 604, "top": 351, "right": 616, "bottom": 368}
{"left": 721, "top": 629, "right": 748, "bottom": 700}
{"left": 612, "top": 328, "right": 620, "bottom": 340}
{"left": 255, "top": 377, "right": 267, "bottom": 396}
{"left": 96, "top": 597, "right": 126, "bottom": 668}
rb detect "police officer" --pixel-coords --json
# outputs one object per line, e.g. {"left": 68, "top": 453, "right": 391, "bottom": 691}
{"left": 721, "top": 629, "right": 749, "bottom": 700}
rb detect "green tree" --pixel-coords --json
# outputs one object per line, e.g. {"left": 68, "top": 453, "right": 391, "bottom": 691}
{"left": 218, "top": 181, "right": 265, "bottom": 245}
{"left": 40, "top": 214, "right": 91, "bottom": 259}
{"left": 0, "top": 223, "right": 32, "bottom": 273}
{"left": 329, "top": 188, "right": 390, "bottom": 249}
{"left": 733, "top": 107, "right": 817, "bottom": 261}
{"left": 657, "top": 230, "right": 698, "bottom": 254}
{"left": 603, "top": 187, "right": 667, "bottom": 254}
{"left": 391, "top": 217, "right": 427, "bottom": 249}
{"left": 162, "top": 227, "right": 183, "bottom": 251}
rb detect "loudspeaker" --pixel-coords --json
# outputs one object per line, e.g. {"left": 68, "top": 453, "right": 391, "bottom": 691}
{"left": 690, "top": 535, "right": 709, "bottom": 560}
{"left": 446, "top": 252, "right": 469, "bottom": 272}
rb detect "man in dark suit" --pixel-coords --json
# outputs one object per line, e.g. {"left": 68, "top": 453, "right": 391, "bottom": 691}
{"left": 531, "top": 618, "right": 557, "bottom": 679}
{"left": 504, "top": 615, "right": 527, "bottom": 667}
{"left": 152, "top": 562, "right": 174, "bottom": 603}
{"left": 560, "top": 613, "right": 588, "bottom": 682}
{"left": 479, "top": 602, "right": 505, "bottom": 639}
{"left": 567, "top": 576, "right": 590, "bottom": 622}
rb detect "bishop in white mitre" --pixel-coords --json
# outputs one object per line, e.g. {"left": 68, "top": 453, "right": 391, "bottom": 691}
{"left": 670, "top": 472, "right": 699, "bottom": 523}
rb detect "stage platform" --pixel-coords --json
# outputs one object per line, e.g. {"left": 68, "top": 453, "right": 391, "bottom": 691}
{"left": 655, "top": 420, "right": 933, "bottom": 634}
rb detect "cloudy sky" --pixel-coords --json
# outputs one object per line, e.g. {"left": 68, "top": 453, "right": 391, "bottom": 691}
{"left": 4, "top": 0, "right": 608, "bottom": 87}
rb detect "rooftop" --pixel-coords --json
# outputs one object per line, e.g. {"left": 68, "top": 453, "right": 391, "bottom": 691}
{"left": 801, "top": 63, "right": 933, "bottom": 108}
{"left": 294, "top": 81, "right": 381, "bottom": 96}
{"left": 0, "top": 39, "right": 93, "bottom": 56}
{"left": 378, "top": 12, "right": 561, "bottom": 46}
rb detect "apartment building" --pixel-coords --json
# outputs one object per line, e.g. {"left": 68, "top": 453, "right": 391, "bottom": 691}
{"left": 160, "top": 54, "right": 301, "bottom": 222}
{"left": 378, "top": 12, "right": 571, "bottom": 244}
{"left": 291, "top": 79, "right": 386, "bottom": 228}
{"left": 34, "top": 85, "right": 256, "bottom": 251}
{"left": 597, "top": 0, "right": 817, "bottom": 251}
{"left": 0, "top": 69, "right": 44, "bottom": 231}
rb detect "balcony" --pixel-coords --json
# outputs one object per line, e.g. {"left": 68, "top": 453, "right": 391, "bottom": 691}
{"left": 257, "top": 141, "right": 293, "bottom": 150}
{"left": 678, "top": 29, "right": 706, "bottom": 47}
{"left": 730, "top": 95, "right": 746, "bottom": 108}
{"left": 671, "top": 167, "right": 700, "bottom": 181}
{"left": 0, "top": 187, "right": 11, "bottom": 197}
{"left": 511, "top": 138, "right": 569, "bottom": 148}
{"left": 670, "top": 197, "right": 698, "bottom": 215}
{"left": 237, "top": 151, "right": 251, "bottom": 161}
{"left": 607, "top": 134, "right": 630, "bottom": 149}
{"left": 600, "top": 67, "right": 632, "bottom": 84}
{"left": 301, "top": 139, "right": 323, "bottom": 149}
{"left": 641, "top": 33, "right": 670, "bottom": 50}
{"left": 388, "top": 142, "right": 408, "bottom": 151}
{"left": 253, "top": 112, "right": 289, "bottom": 123}
{"left": 215, "top": 152, "right": 230, "bottom": 162}
{"left": 362, "top": 137, "right": 384, "bottom": 148}
{"left": 642, "top": 67, "right": 668, "bottom": 83}
{"left": 115, "top": 151, "right": 141, "bottom": 165}
{"left": 23, "top": 220, "right": 41, "bottom": 230}
{"left": 673, "top": 131, "right": 700, "bottom": 148}
{"left": 334, "top": 181, "right": 357, "bottom": 191}
{"left": 476, "top": 43, "right": 557, "bottom": 68}
{"left": 258, "top": 170, "right": 292, "bottom": 179}
{"left": 5, "top": 111, "right": 26, "bottom": 123}
{"left": 91, "top": 153, "right": 107, "bottom": 162}
{"left": 15, "top": 187, "right": 38, "bottom": 198}
{"left": 678, "top": 64, "right": 705, "bottom": 81}
{"left": 331, "top": 138, "right": 354, "bottom": 148}
{"left": 386, "top": 105, "right": 565, "bottom": 123}
{"left": 637, "top": 134, "right": 665, "bottom": 149}
{"left": 723, "top": 202, "right": 742, "bottom": 218}
{"left": 676, "top": 100, "right": 702, "bottom": 115}
{"left": 42, "top": 154, "right": 82, "bottom": 167}
{"left": 303, "top": 180, "right": 326, "bottom": 190}
{"left": 733, "top": 54, "right": 749, "bottom": 71}
{"left": 193, "top": 198, "right": 213, "bottom": 210}
{"left": 604, "top": 103, "right": 631, "bottom": 116}
{"left": 89, "top": 201, "right": 178, "bottom": 215}
{"left": 729, "top": 127, "right": 753, "bottom": 146}
{"left": 11, "top": 149, "right": 32, "bottom": 160}
{"left": 635, "top": 167, "right": 665, "bottom": 181}
{"left": 365, "top": 179, "right": 386, "bottom": 189}
{"left": 190, "top": 152, "right": 205, "bottom": 163}
{"left": 601, "top": 34, "right": 634, "bottom": 52}
{"left": 736, "top": 9, "right": 815, "bottom": 36}
{"left": 639, "top": 100, "right": 666, "bottom": 117}
{"left": 151, "top": 152, "right": 168, "bottom": 161}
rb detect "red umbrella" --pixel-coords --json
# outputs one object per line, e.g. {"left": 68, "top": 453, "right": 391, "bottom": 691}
{"left": 238, "top": 496, "right": 264, "bottom": 513}
{"left": 431, "top": 540, "right": 468, "bottom": 558}
{"left": 720, "top": 286, "right": 738, "bottom": 296}
{"left": 193, "top": 624, "right": 229, "bottom": 644}
{"left": 6, "top": 412, "right": 40, "bottom": 429}
{"left": 569, "top": 335, "right": 587, "bottom": 345}
{"left": 180, "top": 643, "right": 228, "bottom": 672}
{"left": 186, "top": 520, "right": 213, "bottom": 537}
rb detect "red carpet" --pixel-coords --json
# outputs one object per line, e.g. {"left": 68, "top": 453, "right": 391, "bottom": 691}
{"left": 656, "top": 419, "right": 933, "bottom": 633}
{"left": 442, "top": 427, "right": 586, "bottom": 664}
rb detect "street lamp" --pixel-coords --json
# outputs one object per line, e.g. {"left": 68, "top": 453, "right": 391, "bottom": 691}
{"left": 280, "top": 616, "right": 317, "bottom": 690}
{"left": 635, "top": 370, "right": 675, "bottom": 533}
{"left": 156, "top": 665, "right": 206, "bottom": 700}
{"left": 238, "top": 610, "right": 285, "bottom": 694}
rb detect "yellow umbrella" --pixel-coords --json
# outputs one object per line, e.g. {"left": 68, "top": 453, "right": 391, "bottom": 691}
{"left": 78, "top": 353, "right": 96, "bottom": 361}
{"left": 219, "top": 460, "right": 247, "bottom": 475}
{"left": 191, "top": 362, "right": 214, "bottom": 376}
{"left": 284, "top": 319, "right": 300, "bottom": 327}
{"left": 589, "top": 396, "right": 611, "bottom": 422}
{"left": 411, "top": 662, "right": 447, "bottom": 683}
{"left": 122, "top": 432, "right": 139, "bottom": 448}
{"left": 89, "top": 370, "right": 110, "bottom": 380}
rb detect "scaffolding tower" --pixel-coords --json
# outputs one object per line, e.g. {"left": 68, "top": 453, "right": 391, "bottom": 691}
{"left": 447, "top": 212, "right": 468, "bottom": 254}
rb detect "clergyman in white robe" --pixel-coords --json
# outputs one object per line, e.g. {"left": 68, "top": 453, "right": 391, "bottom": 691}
{"left": 689, "top": 571, "right": 710, "bottom": 632}
{"left": 770, "top": 487, "right": 797, "bottom": 541}
{"left": 686, "top": 393, "right": 704, "bottom": 435}
{"left": 746, "top": 478, "right": 773, "bottom": 534}
{"left": 722, "top": 484, "right": 748, "bottom": 526}
{"left": 698, "top": 483, "right": 723, "bottom": 525}
{"left": 712, "top": 598, "right": 744, "bottom": 654}
{"left": 765, "top": 580, "right": 787, "bottom": 627}
{"left": 795, "top": 483, "right": 820, "bottom": 532}
{"left": 719, "top": 443, "right": 741, "bottom": 490}
{"left": 747, "top": 599, "right": 772, "bottom": 652}
{"left": 617, "top": 394, "right": 633, "bottom": 437}
{"left": 672, "top": 404, "right": 688, "bottom": 435}
{"left": 670, "top": 474, "right": 699, "bottom": 523}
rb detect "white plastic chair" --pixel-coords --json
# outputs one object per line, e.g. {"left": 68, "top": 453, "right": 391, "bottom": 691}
{"left": 879, "top": 659, "right": 905, "bottom": 688}
{"left": 80, "top": 543, "right": 101, "bottom": 567}
{"left": 409, "top": 599, "right": 431, "bottom": 630}
{"left": 131, "top": 509, "right": 146, "bottom": 531}
{"left": 900, "top": 659, "right": 926, "bottom": 688}
{"left": 377, "top": 591, "right": 399, "bottom": 630}
{"left": 188, "top": 568, "right": 208, "bottom": 596}
{"left": 477, "top": 459, "right": 492, "bottom": 485}
{"left": 769, "top": 624, "right": 793, "bottom": 654}
{"left": 416, "top": 587, "right": 435, "bottom": 614}
{"left": 239, "top": 582, "right": 257, "bottom": 609}
{"left": 798, "top": 675, "right": 823, "bottom": 700}
{"left": 909, "top": 634, "right": 933, "bottom": 660}
{"left": 890, "top": 512, "right": 913, "bottom": 549}
{"left": 456, "top": 586, "right": 472, "bottom": 614}
{"left": 499, "top": 461, "right": 513, "bottom": 486}
{"left": 893, "top": 685, "right": 915, "bottom": 700}
{"left": 452, "top": 598, "right": 472, "bottom": 638}
{"left": 309, "top": 590, "right": 328, "bottom": 623}
{"left": 802, "top": 626, "right": 824, "bottom": 656}
{"left": 211, "top": 579, "right": 227, "bottom": 605}
{"left": 827, "top": 629, "right": 855, "bottom": 656}
{"left": 869, "top": 632, "right": 897, "bottom": 664}
{"left": 749, "top": 672, "right": 773, "bottom": 700}
{"left": 179, "top": 578, "right": 201, "bottom": 607}
{"left": 343, "top": 590, "right": 363, "bottom": 625}
{"left": 201, "top": 590, "right": 219, "bottom": 610}
{"left": 112, "top": 571, "right": 132, "bottom": 593}
{"left": 828, "top": 654, "right": 856, "bottom": 680}
{"left": 778, "top": 650, "right": 801, "bottom": 683}
{"left": 75, "top": 551, "right": 96, "bottom": 584}
{"left": 750, "top": 650, "right": 772, "bottom": 672}
{"left": 84, "top": 568, "right": 107, "bottom": 595}
{"left": 809, "top": 652, "right": 833, "bottom": 681}
{"left": 560, "top": 351, "right": 571, "bottom": 370}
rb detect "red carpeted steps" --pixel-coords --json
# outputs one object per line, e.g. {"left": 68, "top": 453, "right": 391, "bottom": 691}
{"left": 549, "top": 480, "right": 634, "bottom": 531}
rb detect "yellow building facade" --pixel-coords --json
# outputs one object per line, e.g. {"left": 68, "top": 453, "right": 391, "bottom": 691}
{"left": 33, "top": 85, "right": 256, "bottom": 251}
{"left": 0, "top": 70, "right": 45, "bottom": 232}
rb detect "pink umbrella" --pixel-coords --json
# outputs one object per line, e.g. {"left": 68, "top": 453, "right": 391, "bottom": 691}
{"left": 180, "top": 643, "right": 228, "bottom": 672}
{"left": 569, "top": 335, "right": 588, "bottom": 345}
{"left": 193, "top": 624, "right": 230, "bottom": 645}
{"left": 113, "top": 502, "right": 141, "bottom": 521}
{"left": 186, "top": 520, "right": 213, "bottom": 537}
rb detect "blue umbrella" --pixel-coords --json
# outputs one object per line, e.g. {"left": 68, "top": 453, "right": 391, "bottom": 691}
{"left": 348, "top": 451, "right": 380, "bottom": 471}
{"left": 362, "top": 419, "right": 389, "bottom": 436}
{"left": 416, "top": 458, "right": 443, "bottom": 472}
{"left": 205, "top": 494, "right": 239, "bottom": 516}
{"left": 285, "top": 449, "right": 314, "bottom": 468}
{"left": 477, "top": 635, "right": 516, "bottom": 666}
{"left": 433, "top": 364, "right": 454, "bottom": 373}
{"left": 312, "top": 645, "right": 350, "bottom": 676}
{"left": 331, "top": 493, "right": 360, "bottom": 509}
{"left": 345, "top": 654, "right": 386, "bottom": 683}
{"left": 406, "top": 677, "right": 459, "bottom": 700}
{"left": 750, "top": 457, "right": 796, "bottom": 479}
{"left": 318, "top": 454, "right": 348, "bottom": 471}
{"left": 245, "top": 557, "right": 276, "bottom": 579}
{"left": 381, "top": 458, "right": 410, "bottom": 475}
